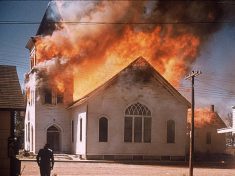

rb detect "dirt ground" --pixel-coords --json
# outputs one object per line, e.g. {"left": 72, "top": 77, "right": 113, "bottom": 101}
{"left": 19, "top": 161, "right": 235, "bottom": 176}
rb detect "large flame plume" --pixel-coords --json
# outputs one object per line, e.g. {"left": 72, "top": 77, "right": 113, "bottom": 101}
{"left": 33, "top": 1, "right": 224, "bottom": 101}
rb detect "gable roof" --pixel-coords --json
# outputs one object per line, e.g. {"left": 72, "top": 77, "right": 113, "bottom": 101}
{"left": 0, "top": 65, "right": 25, "bottom": 110}
{"left": 188, "top": 107, "right": 226, "bottom": 128}
{"left": 68, "top": 57, "right": 190, "bottom": 109}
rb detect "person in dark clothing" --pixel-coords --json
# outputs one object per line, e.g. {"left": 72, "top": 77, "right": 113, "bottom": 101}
{"left": 36, "top": 144, "right": 54, "bottom": 176}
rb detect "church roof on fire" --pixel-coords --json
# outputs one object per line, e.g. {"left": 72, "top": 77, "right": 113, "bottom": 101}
{"left": 68, "top": 57, "right": 191, "bottom": 109}
{"left": 0, "top": 65, "right": 25, "bottom": 110}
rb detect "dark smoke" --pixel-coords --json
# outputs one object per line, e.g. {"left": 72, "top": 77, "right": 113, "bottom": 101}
{"left": 33, "top": 1, "right": 233, "bottom": 96}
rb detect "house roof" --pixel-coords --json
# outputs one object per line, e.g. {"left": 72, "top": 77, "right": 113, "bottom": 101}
{"left": 188, "top": 107, "right": 226, "bottom": 128}
{"left": 0, "top": 65, "right": 25, "bottom": 110}
{"left": 68, "top": 57, "right": 191, "bottom": 109}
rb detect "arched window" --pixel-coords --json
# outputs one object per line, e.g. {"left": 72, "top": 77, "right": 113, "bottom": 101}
{"left": 99, "top": 117, "right": 108, "bottom": 142}
{"left": 167, "top": 120, "right": 175, "bottom": 143}
{"left": 124, "top": 102, "right": 151, "bottom": 143}
{"left": 71, "top": 120, "right": 74, "bottom": 143}
{"left": 80, "top": 118, "right": 83, "bottom": 142}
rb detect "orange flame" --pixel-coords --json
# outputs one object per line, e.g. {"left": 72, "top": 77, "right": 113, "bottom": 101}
{"left": 35, "top": 24, "right": 200, "bottom": 100}
{"left": 188, "top": 107, "right": 222, "bottom": 128}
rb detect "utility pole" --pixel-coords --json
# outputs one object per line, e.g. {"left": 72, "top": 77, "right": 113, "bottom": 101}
{"left": 185, "top": 70, "right": 201, "bottom": 176}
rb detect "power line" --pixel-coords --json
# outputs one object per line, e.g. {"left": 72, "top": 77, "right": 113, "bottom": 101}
{"left": 0, "top": 20, "right": 234, "bottom": 25}
{"left": 1, "top": 0, "right": 235, "bottom": 3}
{"left": 196, "top": 79, "right": 235, "bottom": 91}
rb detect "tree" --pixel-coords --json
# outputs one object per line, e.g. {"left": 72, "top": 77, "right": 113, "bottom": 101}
{"left": 15, "top": 111, "right": 25, "bottom": 149}
{"left": 224, "top": 112, "right": 234, "bottom": 147}
{"left": 225, "top": 112, "right": 233, "bottom": 127}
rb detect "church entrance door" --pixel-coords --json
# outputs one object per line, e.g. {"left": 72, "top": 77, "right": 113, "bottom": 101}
{"left": 47, "top": 125, "right": 60, "bottom": 153}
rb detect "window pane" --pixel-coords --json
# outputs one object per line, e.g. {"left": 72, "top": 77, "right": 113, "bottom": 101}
{"left": 80, "top": 118, "right": 82, "bottom": 142}
{"left": 44, "top": 89, "right": 52, "bottom": 104}
{"left": 144, "top": 117, "right": 151, "bottom": 143}
{"left": 134, "top": 117, "right": 142, "bottom": 142}
{"left": 57, "top": 93, "right": 63, "bottom": 104}
{"left": 206, "top": 132, "right": 211, "bottom": 144}
{"left": 124, "top": 117, "right": 132, "bottom": 142}
{"left": 28, "top": 122, "right": 30, "bottom": 142}
{"left": 167, "top": 120, "right": 175, "bottom": 143}
{"left": 71, "top": 120, "right": 74, "bottom": 143}
{"left": 133, "top": 108, "right": 139, "bottom": 115}
{"left": 99, "top": 117, "right": 108, "bottom": 142}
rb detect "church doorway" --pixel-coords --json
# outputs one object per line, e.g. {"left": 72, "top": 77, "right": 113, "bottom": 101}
{"left": 47, "top": 125, "right": 60, "bottom": 153}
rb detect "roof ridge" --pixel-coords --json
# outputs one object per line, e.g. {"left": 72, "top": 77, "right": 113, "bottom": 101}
{"left": 68, "top": 57, "right": 190, "bottom": 109}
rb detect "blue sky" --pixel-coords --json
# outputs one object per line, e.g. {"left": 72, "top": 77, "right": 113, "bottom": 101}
{"left": 187, "top": 24, "right": 235, "bottom": 116}
{"left": 0, "top": 0, "right": 48, "bottom": 84}
{"left": 0, "top": 1, "right": 235, "bottom": 118}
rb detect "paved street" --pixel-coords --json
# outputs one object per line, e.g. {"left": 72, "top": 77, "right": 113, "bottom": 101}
{"left": 20, "top": 161, "right": 235, "bottom": 176}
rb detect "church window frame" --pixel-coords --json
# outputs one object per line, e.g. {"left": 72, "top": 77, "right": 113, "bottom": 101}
{"left": 27, "top": 122, "right": 30, "bottom": 142}
{"left": 57, "top": 92, "right": 64, "bottom": 104}
{"left": 99, "top": 117, "right": 108, "bottom": 142}
{"left": 206, "top": 131, "right": 212, "bottom": 144}
{"left": 167, "top": 120, "right": 175, "bottom": 143}
{"left": 31, "top": 125, "right": 34, "bottom": 151}
{"left": 124, "top": 102, "right": 151, "bottom": 143}
{"left": 44, "top": 88, "right": 52, "bottom": 104}
{"left": 71, "top": 120, "right": 74, "bottom": 143}
{"left": 80, "top": 118, "right": 83, "bottom": 142}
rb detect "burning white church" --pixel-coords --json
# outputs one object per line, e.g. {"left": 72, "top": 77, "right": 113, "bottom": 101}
{"left": 24, "top": 1, "right": 226, "bottom": 159}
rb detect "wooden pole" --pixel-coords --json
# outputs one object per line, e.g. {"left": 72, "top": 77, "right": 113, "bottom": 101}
{"left": 189, "top": 75, "right": 194, "bottom": 176}
{"left": 185, "top": 71, "right": 201, "bottom": 176}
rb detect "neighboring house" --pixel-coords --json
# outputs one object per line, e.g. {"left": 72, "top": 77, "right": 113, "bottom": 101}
{"left": 188, "top": 105, "right": 226, "bottom": 155}
{"left": 218, "top": 106, "right": 235, "bottom": 137}
{"left": 218, "top": 106, "right": 235, "bottom": 156}
{"left": 0, "top": 65, "right": 25, "bottom": 176}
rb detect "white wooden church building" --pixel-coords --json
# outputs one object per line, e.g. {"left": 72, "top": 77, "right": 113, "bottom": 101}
{"left": 24, "top": 3, "right": 190, "bottom": 160}
{"left": 24, "top": 55, "right": 190, "bottom": 160}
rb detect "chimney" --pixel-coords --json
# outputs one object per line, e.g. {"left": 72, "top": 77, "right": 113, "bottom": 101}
{"left": 210, "top": 105, "right": 215, "bottom": 112}
{"left": 232, "top": 106, "right": 235, "bottom": 129}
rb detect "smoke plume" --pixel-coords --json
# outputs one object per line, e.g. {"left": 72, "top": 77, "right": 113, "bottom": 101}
{"left": 34, "top": 1, "right": 226, "bottom": 100}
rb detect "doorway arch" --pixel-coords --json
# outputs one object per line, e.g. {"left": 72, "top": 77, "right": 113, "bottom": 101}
{"left": 47, "top": 125, "right": 60, "bottom": 152}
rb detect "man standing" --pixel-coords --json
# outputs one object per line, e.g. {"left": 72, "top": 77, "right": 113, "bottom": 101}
{"left": 36, "top": 144, "right": 54, "bottom": 176}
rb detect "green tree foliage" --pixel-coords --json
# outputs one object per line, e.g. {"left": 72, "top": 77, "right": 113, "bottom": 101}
{"left": 15, "top": 111, "right": 25, "bottom": 149}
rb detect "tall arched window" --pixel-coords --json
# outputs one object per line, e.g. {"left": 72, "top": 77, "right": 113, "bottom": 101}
{"left": 99, "top": 117, "right": 108, "bottom": 142}
{"left": 167, "top": 120, "right": 175, "bottom": 143}
{"left": 124, "top": 102, "right": 151, "bottom": 143}
{"left": 71, "top": 120, "right": 74, "bottom": 143}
